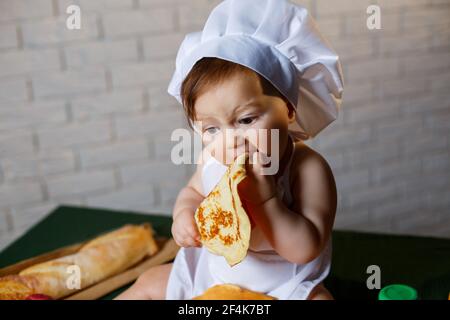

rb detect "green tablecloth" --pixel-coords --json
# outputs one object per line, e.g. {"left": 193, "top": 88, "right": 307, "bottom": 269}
{"left": 1, "top": 205, "right": 449, "bottom": 300}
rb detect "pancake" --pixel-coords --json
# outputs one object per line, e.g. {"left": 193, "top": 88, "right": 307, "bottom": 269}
{"left": 194, "top": 152, "right": 251, "bottom": 266}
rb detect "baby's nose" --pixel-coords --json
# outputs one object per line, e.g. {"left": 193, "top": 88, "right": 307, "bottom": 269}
{"left": 224, "top": 130, "right": 246, "bottom": 149}
{"left": 220, "top": 133, "right": 247, "bottom": 163}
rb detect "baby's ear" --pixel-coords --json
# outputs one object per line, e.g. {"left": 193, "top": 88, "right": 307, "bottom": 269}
{"left": 285, "top": 100, "right": 296, "bottom": 124}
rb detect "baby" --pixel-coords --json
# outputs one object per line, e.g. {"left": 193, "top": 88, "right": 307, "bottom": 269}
{"left": 116, "top": 0, "right": 343, "bottom": 300}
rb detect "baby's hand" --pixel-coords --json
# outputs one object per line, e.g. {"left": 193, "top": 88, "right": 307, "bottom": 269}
{"left": 171, "top": 207, "right": 202, "bottom": 248}
{"left": 238, "top": 151, "right": 278, "bottom": 206}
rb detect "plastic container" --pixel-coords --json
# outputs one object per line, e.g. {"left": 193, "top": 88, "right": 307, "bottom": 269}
{"left": 378, "top": 284, "right": 418, "bottom": 300}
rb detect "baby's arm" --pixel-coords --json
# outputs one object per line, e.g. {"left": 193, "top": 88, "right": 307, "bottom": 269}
{"left": 248, "top": 148, "right": 337, "bottom": 264}
{"left": 173, "top": 173, "right": 204, "bottom": 219}
{"left": 288, "top": 150, "right": 337, "bottom": 262}
{"left": 171, "top": 150, "right": 207, "bottom": 248}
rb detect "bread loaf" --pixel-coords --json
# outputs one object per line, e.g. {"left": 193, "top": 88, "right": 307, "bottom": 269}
{"left": 0, "top": 224, "right": 158, "bottom": 300}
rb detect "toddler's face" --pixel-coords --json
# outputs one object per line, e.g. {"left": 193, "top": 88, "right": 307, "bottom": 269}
{"left": 193, "top": 71, "right": 295, "bottom": 166}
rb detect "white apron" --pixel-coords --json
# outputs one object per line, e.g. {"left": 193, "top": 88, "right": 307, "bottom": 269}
{"left": 165, "top": 134, "right": 332, "bottom": 300}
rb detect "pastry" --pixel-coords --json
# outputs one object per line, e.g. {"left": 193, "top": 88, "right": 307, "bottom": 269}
{"left": 0, "top": 224, "right": 158, "bottom": 300}
{"left": 193, "top": 284, "right": 276, "bottom": 300}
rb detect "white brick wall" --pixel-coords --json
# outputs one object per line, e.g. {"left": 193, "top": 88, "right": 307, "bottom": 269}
{"left": 22, "top": 15, "right": 99, "bottom": 48}
{"left": 32, "top": 68, "right": 107, "bottom": 98}
{"left": 0, "top": 48, "right": 60, "bottom": 77}
{"left": 64, "top": 39, "right": 139, "bottom": 69}
{"left": 103, "top": 9, "right": 175, "bottom": 37}
{"left": 0, "top": 24, "right": 19, "bottom": 50}
{"left": 2, "top": 150, "right": 75, "bottom": 180}
{"left": 0, "top": 0, "right": 54, "bottom": 22}
{"left": 0, "top": 100, "right": 67, "bottom": 131}
{"left": 111, "top": 61, "right": 174, "bottom": 87}
{"left": 70, "top": 89, "right": 143, "bottom": 120}
{"left": 0, "top": 182, "right": 44, "bottom": 207}
{"left": 86, "top": 184, "right": 156, "bottom": 212}
{"left": 0, "top": 132, "right": 34, "bottom": 157}
{"left": 79, "top": 139, "right": 149, "bottom": 168}
{"left": 46, "top": 169, "right": 116, "bottom": 198}
{"left": 57, "top": 0, "right": 134, "bottom": 13}
{"left": 0, "top": 0, "right": 449, "bottom": 251}
{"left": 37, "top": 120, "right": 112, "bottom": 149}
{"left": 0, "top": 78, "right": 28, "bottom": 103}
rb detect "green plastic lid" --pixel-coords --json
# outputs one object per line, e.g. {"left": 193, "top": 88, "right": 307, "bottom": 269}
{"left": 378, "top": 284, "right": 418, "bottom": 300}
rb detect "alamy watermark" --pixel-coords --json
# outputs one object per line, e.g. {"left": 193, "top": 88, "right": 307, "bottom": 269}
{"left": 66, "top": 5, "right": 81, "bottom": 30}
{"left": 366, "top": 264, "right": 381, "bottom": 290}
{"left": 66, "top": 264, "right": 81, "bottom": 290}
{"left": 170, "top": 125, "right": 281, "bottom": 175}
{"left": 367, "top": 5, "right": 382, "bottom": 30}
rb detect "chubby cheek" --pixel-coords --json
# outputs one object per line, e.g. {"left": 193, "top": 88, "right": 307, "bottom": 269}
{"left": 249, "top": 118, "right": 284, "bottom": 157}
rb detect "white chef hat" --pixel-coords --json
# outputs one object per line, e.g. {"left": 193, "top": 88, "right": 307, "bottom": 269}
{"left": 167, "top": 0, "right": 344, "bottom": 141}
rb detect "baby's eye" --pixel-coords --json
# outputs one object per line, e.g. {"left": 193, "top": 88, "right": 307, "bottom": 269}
{"left": 238, "top": 116, "right": 256, "bottom": 125}
{"left": 204, "top": 127, "right": 219, "bottom": 134}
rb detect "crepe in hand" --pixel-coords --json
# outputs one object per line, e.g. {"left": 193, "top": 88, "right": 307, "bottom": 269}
{"left": 194, "top": 152, "right": 251, "bottom": 266}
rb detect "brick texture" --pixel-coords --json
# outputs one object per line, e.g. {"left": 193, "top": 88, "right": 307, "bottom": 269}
{"left": 0, "top": 0, "right": 449, "bottom": 251}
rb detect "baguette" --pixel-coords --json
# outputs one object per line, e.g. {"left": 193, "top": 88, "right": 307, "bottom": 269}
{"left": 0, "top": 224, "right": 158, "bottom": 300}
